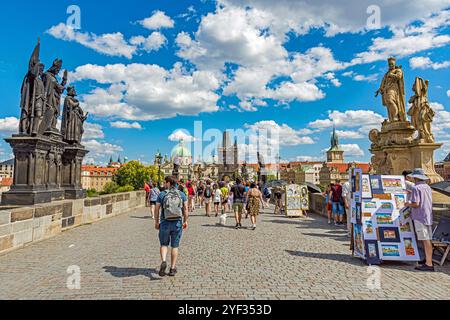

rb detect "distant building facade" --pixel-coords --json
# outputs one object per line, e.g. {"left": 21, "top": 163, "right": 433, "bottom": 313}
{"left": 280, "top": 128, "right": 371, "bottom": 186}
{"left": 435, "top": 152, "right": 450, "bottom": 181}
{"left": 0, "top": 159, "right": 14, "bottom": 178}
{"left": 218, "top": 131, "right": 239, "bottom": 181}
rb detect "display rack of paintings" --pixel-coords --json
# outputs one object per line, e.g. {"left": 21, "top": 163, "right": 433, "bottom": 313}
{"left": 350, "top": 173, "right": 420, "bottom": 265}
{"left": 285, "top": 184, "right": 308, "bottom": 217}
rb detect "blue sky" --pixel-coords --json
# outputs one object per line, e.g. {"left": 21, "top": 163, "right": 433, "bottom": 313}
{"left": 0, "top": 0, "right": 449, "bottom": 165}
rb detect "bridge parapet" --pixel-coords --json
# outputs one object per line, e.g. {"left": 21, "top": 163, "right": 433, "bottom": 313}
{"left": 0, "top": 191, "right": 146, "bottom": 255}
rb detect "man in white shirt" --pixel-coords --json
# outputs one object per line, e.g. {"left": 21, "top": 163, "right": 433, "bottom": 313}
{"left": 342, "top": 181, "right": 352, "bottom": 236}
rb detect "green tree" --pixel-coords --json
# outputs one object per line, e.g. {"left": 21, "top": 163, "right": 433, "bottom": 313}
{"left": 113, "top": 161, "right": 161, "bottom": 190}
{"left": 266, "top": 175, "right": 278, "bottom": 182}
{"left": 102, "top": 181, "right": 119, "bottom": 195}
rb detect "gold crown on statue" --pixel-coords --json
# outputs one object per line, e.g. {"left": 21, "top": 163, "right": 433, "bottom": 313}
{"left": 388, "top": 57, "right": 396, "bottom": 63}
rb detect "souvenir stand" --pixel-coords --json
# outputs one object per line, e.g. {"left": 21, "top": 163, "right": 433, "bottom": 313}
{"left": 285, "top": 184, "right": 309, "bottom": 217}
{"left": 350, "top": 169, "right": 420, "bottom": 265}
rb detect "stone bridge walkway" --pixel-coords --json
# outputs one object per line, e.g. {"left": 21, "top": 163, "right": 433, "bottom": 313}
{"left": 0, "top": 206, "right": 449, "bottom": 300}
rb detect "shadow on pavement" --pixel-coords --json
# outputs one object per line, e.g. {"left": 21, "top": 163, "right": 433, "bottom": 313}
{"left": 285, "top": 250, "right": 366, "bottom": 267}
{"left": 301, "top": 232, "right": 349, "bottom": 242}
{"left": 103, "top": 266, "right": 161, "bottom": 281}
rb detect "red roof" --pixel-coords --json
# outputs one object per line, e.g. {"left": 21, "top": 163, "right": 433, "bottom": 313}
{"left": 325, "top": 163, "right": 371, "bottom": 174}
{"left": 0, "top": 177, "right": 13, "bottom": 187}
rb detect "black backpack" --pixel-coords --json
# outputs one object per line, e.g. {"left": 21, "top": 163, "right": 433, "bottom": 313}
{"left": 205, "top": 186, "right": 212, "bottom": 198}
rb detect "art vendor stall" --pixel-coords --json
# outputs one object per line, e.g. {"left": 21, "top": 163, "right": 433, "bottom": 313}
{"left": 285, "top": 184, "right": 309, "bottom": 217}
{"left": 350, "top": 169, "right": 420, "bottom": 265}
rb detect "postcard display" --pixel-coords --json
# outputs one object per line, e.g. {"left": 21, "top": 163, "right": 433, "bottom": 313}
{"left": 350, "top": 169, "right": 420, "bottom": 265}
{"left": 285, "top": 184, "right": 309, "bottom": 217}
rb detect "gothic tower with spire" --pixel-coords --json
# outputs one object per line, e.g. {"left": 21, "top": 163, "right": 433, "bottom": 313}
{"left": 327, "top": 126, "right": 344, "bottom": 163}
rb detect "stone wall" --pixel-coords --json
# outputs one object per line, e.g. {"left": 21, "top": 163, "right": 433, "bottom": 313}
{"left": 0, "top": 191, "right": 146, "bottom": 255}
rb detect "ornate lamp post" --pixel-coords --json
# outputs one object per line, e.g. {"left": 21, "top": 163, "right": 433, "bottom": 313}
{"left": 277, "top": 153, "right": 281, "bottom": 180}
{"left": 155, "top": 151, "right": 163, "bottom": 187}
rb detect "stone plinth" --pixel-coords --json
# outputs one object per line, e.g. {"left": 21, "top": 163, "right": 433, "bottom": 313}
{"left": 62, "top": 145, "right": 89, "bottom": 199}
{"left": 2, "top": 135, "right": 67, "bottom": 205}
{"left": 370, "top": 121, "right": 444, "bottom": 183}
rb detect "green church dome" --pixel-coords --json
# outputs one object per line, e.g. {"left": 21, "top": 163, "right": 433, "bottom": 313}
{"left": 171, "top": 140, "right": 192, "bottom": 158}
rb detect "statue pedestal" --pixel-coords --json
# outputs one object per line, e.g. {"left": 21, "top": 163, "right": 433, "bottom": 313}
{"left": 62, "top": 145, "right": 89, "bottom": 199}
{"left": 2, "top": 135, "right": 66, "bottom": 205}
{"left": 370, "top": 121, "right": 444, "bottom": 184}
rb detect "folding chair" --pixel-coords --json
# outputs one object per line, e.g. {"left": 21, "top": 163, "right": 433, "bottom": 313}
{"left": 432, "top": 217, "right": 450, "bottom": 266}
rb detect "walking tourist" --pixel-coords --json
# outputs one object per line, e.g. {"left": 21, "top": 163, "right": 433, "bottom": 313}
{"left": 203, "top": 181, "right": 213, "bottom": 217}
{"left": 197, "top": 182, "right": 205, "bottom": 209}
{"left": 220, "top": 182, "right": 230, "bottom": 214}
{"left": 154, "top": 176, "right": 188, "bottom": 277}
{"left": 342, "top": 180, "right": 352, "bottom": 236}
{"left": 213, "top": 184, "right": 222, "bottom": 217}
{"left": 405, "top": 169, "right": 435, "bottom": 272}
{"left": 274, "top": 187, "right": 283, "bottom": 215}
{"left": 149, "top": 183, "right": 160, "bottom": 220}
{"left": 324, "top": 184, "right": 333, "bottom": 224}
{"left": 329, "top": 180, "right": 345, "bottom": 226}
{"left": 244, "top": 182, "right": 250, "bottom": 219}
{"left": 144, "top": 181, "right": 151, "bottom": 207}
{"left": 246, "top": 183, "right": 266, "bottom": 230}
{"left": 231, "top": 178, "right": 246, "bottom": 229}
{"left": 263, "top": 185, "right": 272, "bottom": 207}
{"left": 186, "top": 182, "right": 196, "bottom": 212}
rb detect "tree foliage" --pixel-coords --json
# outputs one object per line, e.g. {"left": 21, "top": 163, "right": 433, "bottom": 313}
{"left": 113, "top": 161, "right": 161, "bottom": 190}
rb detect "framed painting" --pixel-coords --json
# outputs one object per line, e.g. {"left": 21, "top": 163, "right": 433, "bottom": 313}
{"left": 378, "top": 227, "right": 401, "bottom": 243}
{"left": 353, "top": 224, "right": 365, "bottom": 259}
{"left": 370, "top": 175, "right": 384, "bottom": 194}
{"left": 379, "top": 243, "right": 402, "bottom": 261}
{"left": 364, "top": 240, "right": 381, "bottom": 265}
{"left": 381, "top": 175, "right": 406, "bottom": 194}
{"left": 361, "top": 174, "right": 373, "bottom": 199}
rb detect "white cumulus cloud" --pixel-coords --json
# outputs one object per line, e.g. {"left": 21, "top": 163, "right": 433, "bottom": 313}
{"left": 409, "top": 56, "right": 450, "bottom": 70}
{"left": 139, "top": 10, "right": 175, "bottom": 30}
{"left": 110, "top": 121, "right": 142, "bottom": 129}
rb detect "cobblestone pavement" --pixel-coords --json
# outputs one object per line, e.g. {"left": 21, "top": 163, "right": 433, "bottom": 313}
{"left": 0, "top": 206, "right": 449, "bottom": 300}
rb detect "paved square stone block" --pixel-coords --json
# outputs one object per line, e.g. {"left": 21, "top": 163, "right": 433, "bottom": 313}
{"left": 12, "top": 229, "right": 33, "bottom": 247}
{"left": 0, "top": 211, "right": 10, "bottom": 226}
{"left": 32, "top": 226, "right": 45, "bottom": 241}
{"left": 34, "top": 206, "right": 55, "bottom": 218}
{"left": 62, "top": 202, "right": 73, "bottom": 218}
{"left": 0, "top": 235, "right": 13, "bottom": 251}
{"left": 0, "top": 225, "right": 12, "bottom": 237}
{"left": 11, "top": 209, "right": 33, "bottom": 223}
{"left": 11, "top": 220, "right": 33, "bottom": 233}
{"left": 101, "top": 196, "right": 112, "bottom": 205}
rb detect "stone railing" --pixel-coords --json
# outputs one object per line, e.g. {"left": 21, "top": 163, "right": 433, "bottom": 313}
{"left": 309, "top": 193, "right": 450, "bottom": 225}
{"left": 0, "top": 191, "right": 146, "bottom": 255}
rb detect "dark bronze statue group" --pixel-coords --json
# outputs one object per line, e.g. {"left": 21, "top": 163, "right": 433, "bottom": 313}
{"left": 2, "top": 39, "right": 89, "bottom": 206}
{"left": 19, "top": 39, "right": 87, "bottom": 144}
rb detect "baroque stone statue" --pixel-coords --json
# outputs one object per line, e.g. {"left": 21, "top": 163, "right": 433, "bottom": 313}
{"left": 42, "top": 59, "right": 67, "bottom": 133}
{"left": 375, "top": 57, "right": 407, "bottom": 122}
{"left": 61, "top": 86, "right": 88, "bottom": 145}
{"left": 408, "top": 77, "right": 435, "bottom": 143}
{"left": 19, "top": 40, "right": 46, "bottom": 136}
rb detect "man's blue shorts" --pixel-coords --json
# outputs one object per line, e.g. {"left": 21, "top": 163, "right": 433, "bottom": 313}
{"left": 159, "top": 220, "right": 183, "bottom": 248}
{"left": 332, "top": 202, "right": 345, "bottom": 216}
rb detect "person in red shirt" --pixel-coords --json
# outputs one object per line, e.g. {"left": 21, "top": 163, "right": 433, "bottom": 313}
{"left": 144, "top": 181, "right": 151, "bottom": 207}
{"left": 328, "top": 179, "right": 345, "bottom": 226}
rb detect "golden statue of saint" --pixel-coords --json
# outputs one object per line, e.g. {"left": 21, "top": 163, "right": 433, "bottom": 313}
{"left": 408, "top": 77, "right": 435, "bottom": 143}
{"left": 376, "top": 57, "right": 407, "bottom": 122}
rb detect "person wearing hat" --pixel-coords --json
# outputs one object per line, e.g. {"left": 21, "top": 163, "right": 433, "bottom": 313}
{"left": 405, "top": 168, "right": 434, "bottom": 272}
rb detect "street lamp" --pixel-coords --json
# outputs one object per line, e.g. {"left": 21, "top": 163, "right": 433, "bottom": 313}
{"left": 155, "top": 151, "right": 163, "bottom": 187}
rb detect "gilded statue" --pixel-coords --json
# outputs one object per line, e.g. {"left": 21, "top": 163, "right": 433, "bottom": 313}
{"left": 375, "top": 57, "right": 407, "bottom": 122}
